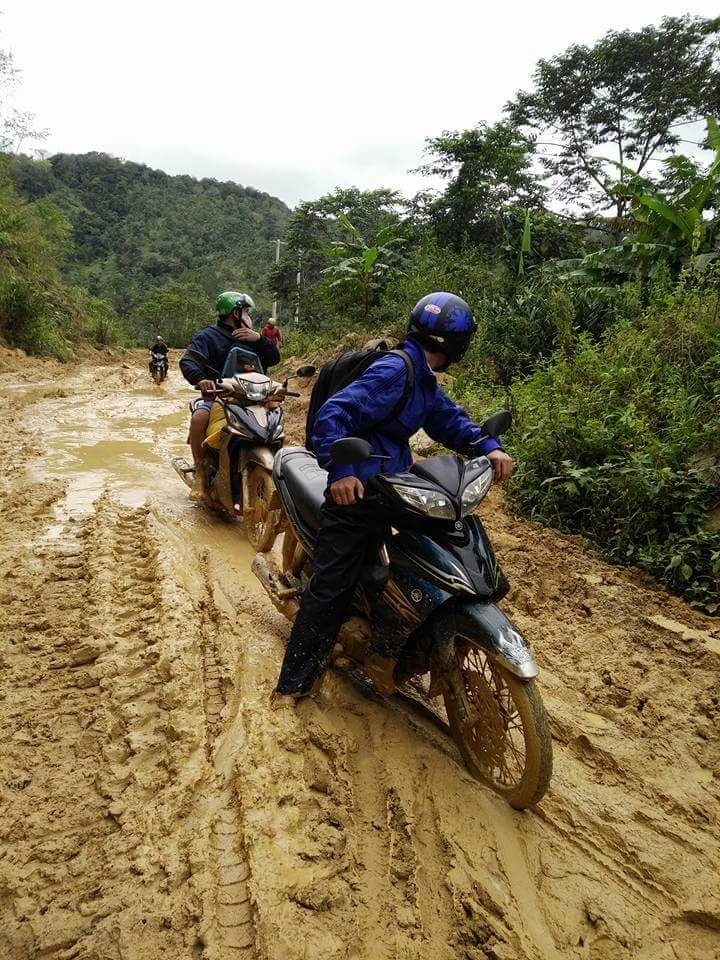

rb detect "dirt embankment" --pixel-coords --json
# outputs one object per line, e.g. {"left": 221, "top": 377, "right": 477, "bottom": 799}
{"left": 0, "top": 349, "right": 719, "bottom": 960}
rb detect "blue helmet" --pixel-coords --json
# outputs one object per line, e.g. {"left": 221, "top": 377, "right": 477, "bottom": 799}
{"left": 407, "top": 292, "right": 477, "bottom": 364}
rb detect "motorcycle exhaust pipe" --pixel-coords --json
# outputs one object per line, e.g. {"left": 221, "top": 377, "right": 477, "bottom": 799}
{"left": 251, "top": 554, "right": 300, "bottom": 620}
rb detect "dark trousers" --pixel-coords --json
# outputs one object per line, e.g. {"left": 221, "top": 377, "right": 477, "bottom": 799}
{"left": 276, "top": 495, "right": 390, "bottom": 694}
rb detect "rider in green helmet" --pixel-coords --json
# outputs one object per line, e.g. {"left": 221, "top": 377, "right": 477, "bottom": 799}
{"left": 179, "top": 291, "right": 281, "bottom": 500}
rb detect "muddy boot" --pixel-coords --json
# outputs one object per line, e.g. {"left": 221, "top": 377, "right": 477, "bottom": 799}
{"left": 276, "top": 605, "right": 339, "bottom": 696}
{"left": 189, "top": 459, "right": 208, "bottom": 502}
{"left": 362, "top": 614, "right": 406, "bottom": 695}
{"left": 362, "top": 651, "right": 397, "bottom": 696}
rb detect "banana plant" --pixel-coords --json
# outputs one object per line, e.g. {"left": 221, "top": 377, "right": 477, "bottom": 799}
{"left": 555, "top": 117, "right": 720, "bottom": 281}
{"left": 321, "top": 211, "right": 409, "bottom": 314}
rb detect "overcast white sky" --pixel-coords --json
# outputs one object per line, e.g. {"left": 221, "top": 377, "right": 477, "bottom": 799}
{"left": 2, "top": 1, "right": 718, "bottom": 208}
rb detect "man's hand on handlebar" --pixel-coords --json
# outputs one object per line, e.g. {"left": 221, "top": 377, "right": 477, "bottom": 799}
{"left": 197, "top": 379, "right": 216, "bottom": 393}
{"left": 488, "top": 449, "right": 514, "bottom": 483}
{"left": 329, "top": 476, "right": 365, "bottom": 506}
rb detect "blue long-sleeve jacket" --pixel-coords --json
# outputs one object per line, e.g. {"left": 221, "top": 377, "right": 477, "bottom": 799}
{"left": 313, "top": 338, "right": 501, "bottom": 484}
{"left": 179, "top": 320, "right": 280, "bottom": 385}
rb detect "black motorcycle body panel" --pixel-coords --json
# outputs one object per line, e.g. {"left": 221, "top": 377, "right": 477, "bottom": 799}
{"left": 368, "top": 562, "right": 453, "bottom": 654}
{"left": 389, "top": 517, "right": 507, "bottom": 602}
{"left": 224, "top": 403, "right": 284, "bottom": 445}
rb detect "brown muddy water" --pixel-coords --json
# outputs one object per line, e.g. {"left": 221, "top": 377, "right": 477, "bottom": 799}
{"left": 1, "top": 351, "right": 719, "bottom": 960}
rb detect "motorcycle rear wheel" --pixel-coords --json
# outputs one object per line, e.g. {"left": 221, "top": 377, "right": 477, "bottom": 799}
{"left": 244, "top": 465, "right": 278, "bottom": 553}
{"left": 443, "top": 640, "right": 552, "bottom": 809}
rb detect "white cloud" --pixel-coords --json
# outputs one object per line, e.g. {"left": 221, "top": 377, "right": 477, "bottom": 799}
{"left": 3, "top": 0, "right": 718, "bottom": 206}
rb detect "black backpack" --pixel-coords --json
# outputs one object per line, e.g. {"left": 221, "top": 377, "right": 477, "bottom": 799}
{"left": 305, "top": 339, "right": 414, "bottom": 452}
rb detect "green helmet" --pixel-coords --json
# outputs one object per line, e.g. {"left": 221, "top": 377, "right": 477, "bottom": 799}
{"left": 216, "top": 291, "right": 255, "bottom": 316}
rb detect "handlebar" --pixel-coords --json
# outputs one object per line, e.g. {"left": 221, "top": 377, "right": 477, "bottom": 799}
{"left": 193, "top": 383, "right": 301, "bottom": 399}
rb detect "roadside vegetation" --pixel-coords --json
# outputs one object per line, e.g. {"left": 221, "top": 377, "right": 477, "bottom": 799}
{"left": 277, "top": 16, "right": 720, "bottom": 612}
{"left": 0, "top": 15, "right": 718, "bottom": 608}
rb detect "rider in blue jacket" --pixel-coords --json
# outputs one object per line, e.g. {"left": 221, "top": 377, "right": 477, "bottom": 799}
{"left": 275, "top": 293, "right": 514, "bottom": 700}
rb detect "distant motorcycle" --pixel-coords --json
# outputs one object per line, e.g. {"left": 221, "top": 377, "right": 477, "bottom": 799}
{"left": 173, "top": 355, "right": 316, "bottom": 551}
{"left": 253, "top": 411, "right": 552, "bottom": 809}
{"left": 149, "top": 350, "right": 169, "bottom": 384}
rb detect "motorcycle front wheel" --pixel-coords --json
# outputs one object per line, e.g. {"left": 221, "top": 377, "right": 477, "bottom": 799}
{"left": 153, "top": 368, "right": 162, "bottom": 384}
{"left": 443, "top": 639, "right": 552, "bottom": 809}
{"left": 244, "top": 464, "right": 278, "bottom": 552}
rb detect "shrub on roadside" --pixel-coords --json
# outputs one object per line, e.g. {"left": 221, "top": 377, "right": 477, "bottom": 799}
{"left": 0, "top": 160, "right": 123, "bottom": 359}
{"left": 503, "top": 282, "right": 720, "bottom": 611}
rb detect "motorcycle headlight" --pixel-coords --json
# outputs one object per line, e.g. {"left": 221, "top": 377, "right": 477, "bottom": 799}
{"left": 242, "top": 383, "right": 270, "bottom": 402}
{"left": 460, "top": 468, "right": 493, "bottom": 516}
{"left": 394, "top": 484, "right": 455, "bottom": 519}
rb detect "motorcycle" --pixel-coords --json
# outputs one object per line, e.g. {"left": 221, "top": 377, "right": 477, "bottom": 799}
{"left": 172, "top": 355, "right": 316, "bottom": 552}
{"left": 252, "top": 411, "right": 552, "bottom": 809}
{"left": 150, "top": 351, "right": 169, "bottom": 384}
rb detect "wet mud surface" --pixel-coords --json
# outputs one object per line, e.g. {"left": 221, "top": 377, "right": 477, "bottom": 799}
{"left": 1, "top": 349, "right": 719, "bottom": 959}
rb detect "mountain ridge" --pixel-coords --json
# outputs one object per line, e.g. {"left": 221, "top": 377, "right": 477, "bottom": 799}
{"left": 7, "top": 150, "right": 291, "bottom": 315}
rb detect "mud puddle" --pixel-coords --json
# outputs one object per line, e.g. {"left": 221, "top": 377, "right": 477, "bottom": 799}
{"left": 31, "top": 372, "right": 188, "bottom": 512}
{"left": 23, "top": 363, "right": 262, "bottom": 584}
{"left": 1, "top": 351, "right": 719, "bottom": 960}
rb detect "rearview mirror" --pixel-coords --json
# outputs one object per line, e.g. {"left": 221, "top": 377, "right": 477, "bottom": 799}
{"left": 296, "top": 365, "right": 316, "bottom": 378}
{"left": 330, "top": 437, "right": 375, "bottom": 465}
{"left": 482, "top": 410, "right": 512, "bottom": 439}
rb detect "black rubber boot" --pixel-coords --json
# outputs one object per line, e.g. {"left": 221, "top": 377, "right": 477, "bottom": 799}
{"left": 276, "top": 604, "right": 341, "bottom": 695}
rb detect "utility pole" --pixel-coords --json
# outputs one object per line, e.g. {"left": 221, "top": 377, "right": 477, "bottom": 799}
{"left": 294, "top": 249, "right": 303, "bottom": 327}
{"left": 271, "top": 238, "right": 283, "bottom": 319}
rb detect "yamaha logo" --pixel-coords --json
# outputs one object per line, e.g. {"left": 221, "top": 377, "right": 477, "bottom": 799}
{"left": 410, "top": 589, "right": 423, "bottom": 603}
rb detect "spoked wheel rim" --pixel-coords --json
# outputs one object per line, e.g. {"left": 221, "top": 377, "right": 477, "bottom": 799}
{"left": 456, "top": 641, "right": 527, "bottom": 790}
{"left": 444, "top": 637, "right": 552, "bottom": 808}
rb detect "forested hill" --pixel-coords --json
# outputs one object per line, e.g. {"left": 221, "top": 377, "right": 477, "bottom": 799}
{"left": 7, "top": 152, "right": 290, "bottom": 315}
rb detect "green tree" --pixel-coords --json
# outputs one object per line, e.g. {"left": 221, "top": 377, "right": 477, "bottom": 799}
{"left": 129, "top": 282, "right": 211, "bottom": 348}
{"left": 507, "top": 15, "right": 720, "bottom": 219}
{"left": 554, "top": 118, "right": 720, "bottom": 282}
{"left": 271, "top": 187, "right": 406, "bottom": 327}
{"left": 417, "top": 121, "right": 544, "bottom": 249}
{"left": 7, "top": 152, "right": 290, "bottom": 317}
{"left": 0, "top": 158, "right": 124, "bottom": 357}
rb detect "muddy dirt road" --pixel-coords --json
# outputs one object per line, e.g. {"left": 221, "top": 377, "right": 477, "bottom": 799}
{"left": 1, "top": 350, "right": 719, "bottom": 960}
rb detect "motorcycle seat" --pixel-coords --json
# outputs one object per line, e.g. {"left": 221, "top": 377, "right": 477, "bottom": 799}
{"left": 273, "top": 447, "right": 328, "bottom": 535}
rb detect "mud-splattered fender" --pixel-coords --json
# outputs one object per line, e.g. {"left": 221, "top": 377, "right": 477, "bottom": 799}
{"left": 242, "top": 446, "right": 275, "bottom": 472}
{"left": 433, "top": 599, "right": 538, "bottom": 679}
{"left": 240, "top": 447, "right": 279, "bottom": 514}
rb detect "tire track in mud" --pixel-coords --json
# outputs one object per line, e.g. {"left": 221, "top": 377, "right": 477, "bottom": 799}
{"left": 4, "top": 353, "right": 720, "bottom": 960}
{"left": 341, "top": 709, "right": 424, "bottom": 958}
{"left": 199, "top": 568, "right": 227, "bottom": 756}
{"left": 197, "top": 561, "right": 258, "bottom": 960}
{"left": 1, "top": 433, "right": 206, "bottom": 958}
{"left": 207, "top": 787, "right": 256, "bottom": 957}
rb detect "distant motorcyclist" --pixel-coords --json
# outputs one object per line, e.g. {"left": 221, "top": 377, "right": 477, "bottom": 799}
{"left": 274, "top": 293, "right": 514, "bottom": 701}
{"left": 179, "top": 291, "right": 280, "bottom": 501}
{"left": 148, "top": 336, "right": 169, "bottom": 373}
{"left": 261, "top": 317, "right": 282, "bottom": 346}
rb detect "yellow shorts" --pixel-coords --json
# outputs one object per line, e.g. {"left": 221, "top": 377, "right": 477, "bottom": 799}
{"left": 203, "top": 402, "right": 227, "bottom": 450}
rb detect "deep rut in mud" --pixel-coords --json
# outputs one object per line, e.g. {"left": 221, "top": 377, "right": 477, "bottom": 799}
{"left": 1, "top": 350, "right": 719, "bottom": 960}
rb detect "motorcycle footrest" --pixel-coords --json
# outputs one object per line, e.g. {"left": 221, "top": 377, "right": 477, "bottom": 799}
{"left": 251, "top": 555, "right": 300, "bottom": 600}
